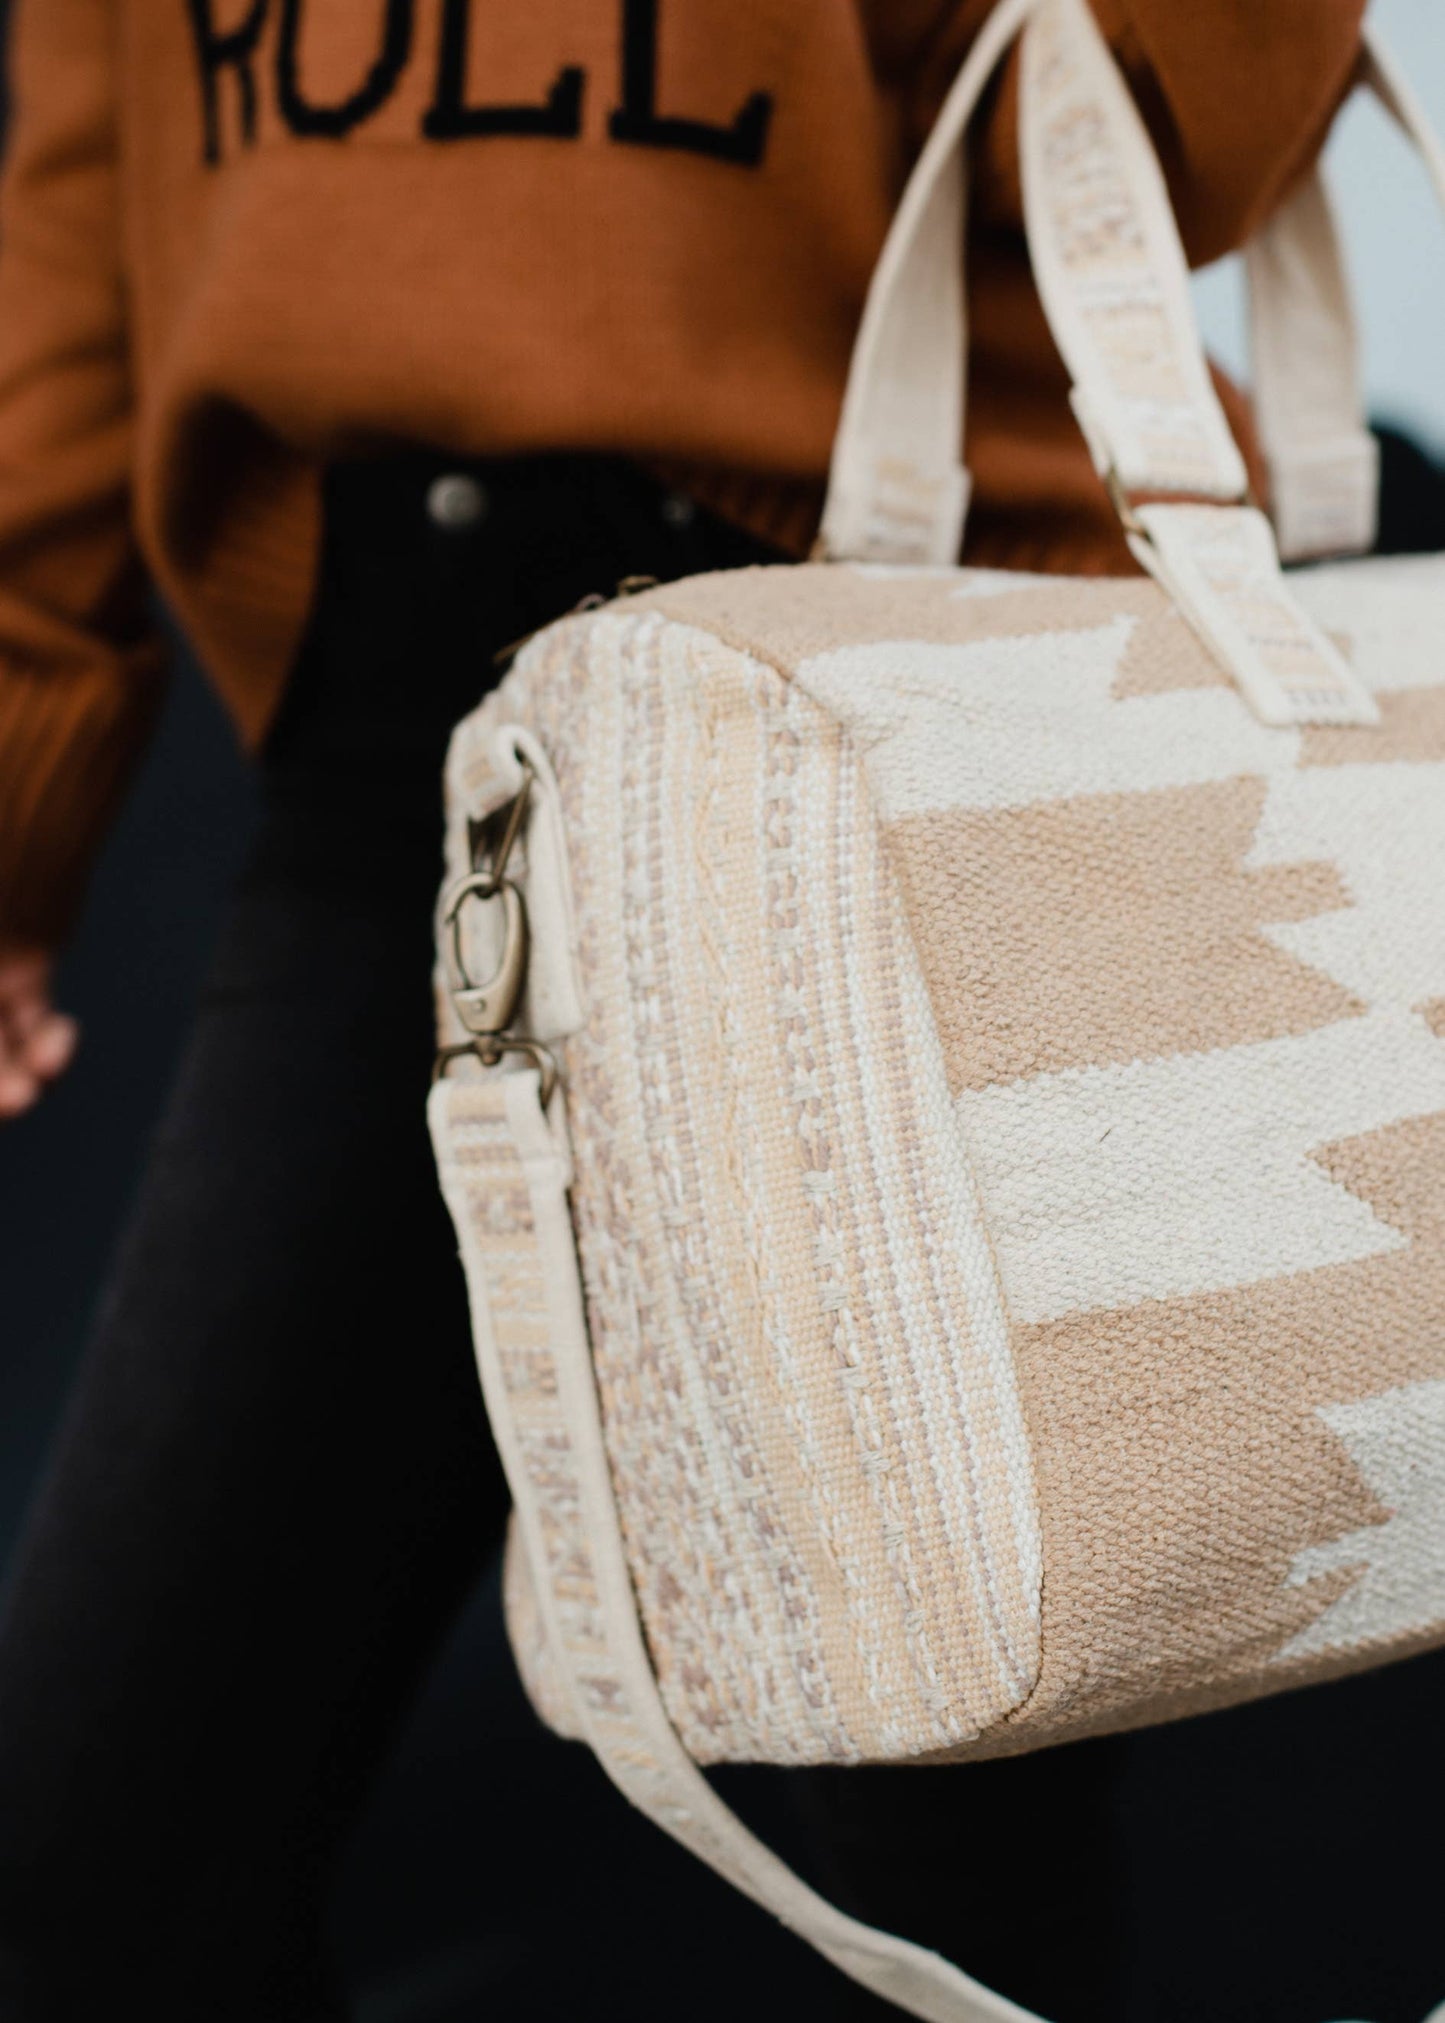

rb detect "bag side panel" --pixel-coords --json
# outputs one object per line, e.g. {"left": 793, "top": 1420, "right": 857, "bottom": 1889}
{"left": 477, "top": 607, "right": 1042, "bottom": 1767}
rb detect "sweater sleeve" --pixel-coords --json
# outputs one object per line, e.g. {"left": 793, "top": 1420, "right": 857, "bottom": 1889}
{"left": 867, "top": 0, "right": 1368, "bottom": 571}
{"left": 0, "top": 0, "right": 164, "bottom": 950}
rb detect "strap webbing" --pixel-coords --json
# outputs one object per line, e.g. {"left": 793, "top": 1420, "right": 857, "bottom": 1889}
{"left": 816, "top": 0, "right": 1034, "bottom": 565}
{"left": 1127, "top": 502, "right": 1378, "bottom": 729}
{"left": 1243, "top": 19, "right": 1445, "bottom": 565}
{"left": 428, "top": 1066, "right": 1048, "bottom": 2023}
{"left": 1246, "top": 168, "right": 1379, "bottom": 564}
{"left": 1017, "top": 0, "right": 1246, "bottom": 505}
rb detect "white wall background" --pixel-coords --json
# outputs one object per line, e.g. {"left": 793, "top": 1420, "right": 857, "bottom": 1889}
{"left": 1193, "top": 0, "right": 1445, "bottom": 453}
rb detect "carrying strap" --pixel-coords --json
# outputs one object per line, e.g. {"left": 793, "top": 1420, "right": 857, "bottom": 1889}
{"left": 1124, "top": 500, "right": 1377, "bottom": 726}
{"left": 1246, "top": 168, "right": 1379, "bottom": 564}
{"left": 817, "top": 0, "right": 1034, "bottom": 566}
{"left": 1245, "top": 22, "right": 1445, "bottom": 562}
{"left": 819, "top": 0, "right": 1247, "bottom": 565}
{"left": 1016, "top": 0, "right": 1246, "bottom": 506}
{"left": 429, "top": 1067, "right": 1047, "bottom": 2023}
{"left": 1007, "top": 0, "right": 1368, "bottom": 724}
{"left": 1015, "top": 0, "right": 1372, "bottom": 725}
{"left": 1361, "top": 23, "right": 1445, "bottom": 201}
{"left": 820, "top": 0, "right": 1377, "bottom": 727}
{"left": 822, "top": 0, "right": 1445, "bottom": 582}
{"left": 1010, "top": 0, "right": 1380, "bottom": 726}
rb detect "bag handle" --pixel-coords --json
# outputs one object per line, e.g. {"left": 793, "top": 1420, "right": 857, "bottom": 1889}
{"left": 818, "top": 0, "right": 1249, "bottom": 567}
{"left": 1016, "top": 3, "right": 1368, "bottom": 725}
{"left": 1246, "top": 165, "right": 1377, "bottom": 563}
{"left": 1016, "top": 0, "right": 1249, "bottom": 513}
{"left": 820, "top": 0, "right": 1444, "bottom": 573}
{"left": 821, "top": 0, "right": 1378, "bottom": 730}
{"left": 816, "top": 0, "right": 1034, "bottom": 566}
{"left": 1247, "top": 25, "right": 1445, "bottom": 561}
{"left": 1361, "top": 25, "right": 1445, "bottom": 196}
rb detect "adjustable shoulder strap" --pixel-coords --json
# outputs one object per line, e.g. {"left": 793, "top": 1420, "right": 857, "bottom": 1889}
{"left": 428, "top": 1066, "right": 1047, "bottom": 2023}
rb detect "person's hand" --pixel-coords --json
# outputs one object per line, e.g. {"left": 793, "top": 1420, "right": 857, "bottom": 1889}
{"left": 0, "top": 942, "right": 78, "bottom": 1119}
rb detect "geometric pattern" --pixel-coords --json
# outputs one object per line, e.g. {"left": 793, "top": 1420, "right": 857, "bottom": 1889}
{"left": 454, "top": 549, "right": 1445, "bottom": 1765}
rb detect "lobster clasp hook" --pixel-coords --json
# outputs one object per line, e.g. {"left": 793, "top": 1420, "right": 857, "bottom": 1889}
{"left": 435, "top": 757, "right": 560, "bottom": 1101}
{"left": 442, "top": 872, "right": 530, "bottom": 1038}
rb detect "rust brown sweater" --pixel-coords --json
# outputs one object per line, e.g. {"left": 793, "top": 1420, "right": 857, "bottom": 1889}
{"left": 0, "top": 0, "right": 1364, "bottom": 945}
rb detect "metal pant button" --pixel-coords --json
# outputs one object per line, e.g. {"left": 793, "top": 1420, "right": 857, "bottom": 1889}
{"left": 426, "top": 473, "right": 489, "bottom": 530}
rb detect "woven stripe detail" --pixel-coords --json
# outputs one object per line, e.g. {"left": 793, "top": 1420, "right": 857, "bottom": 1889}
{"left": 445, "top": 606, "right": 1041, "bottom": 1765}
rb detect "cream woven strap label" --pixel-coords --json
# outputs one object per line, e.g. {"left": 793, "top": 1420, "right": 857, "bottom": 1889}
{"left": 1130, "top": 503, "right": 1380, "bottom": 729}
{"left": 1019, "top": 0, "right": 1378, "bottom": 729}
{"left": 428, "top": 1065, "right": 1046, "bottom": 2023}
{"left": 1020, "top": 0, "right": 1247, "bottom": 504}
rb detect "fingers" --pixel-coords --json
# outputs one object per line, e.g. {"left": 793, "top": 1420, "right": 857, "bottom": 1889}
{"left": 0, "top": 951, "right": 77, "bottom": 1117}
{"left": 0, "top": 1055, "right": 40, "bottom": 1118}
{"left": 26, "top": 1011, "right": 79, "bottom": 1081}
{"left": 0, "top": 1018, "right": 78, "bottom": 1117}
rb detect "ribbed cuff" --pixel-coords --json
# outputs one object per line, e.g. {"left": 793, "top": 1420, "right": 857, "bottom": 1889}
{"left": 0, "top": 644, "right": 166, "bottom": 948}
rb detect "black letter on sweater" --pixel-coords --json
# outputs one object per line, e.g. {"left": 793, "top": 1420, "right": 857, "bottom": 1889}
{"left": 187, "top": 0, "right": 270, "bottom": 164}
{"left": 424, "top": 0, "right": 584, "bottom": 140}
{"left": 609, "top": 0, "right": 771, "bottom": 166}
{"left": 276, "top": 0, "right": 414, "bottom": 138}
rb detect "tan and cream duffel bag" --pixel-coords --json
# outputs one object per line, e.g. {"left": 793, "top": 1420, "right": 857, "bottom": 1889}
{"left": 428, "top": 1, "right": 1445, "bottom": 2014}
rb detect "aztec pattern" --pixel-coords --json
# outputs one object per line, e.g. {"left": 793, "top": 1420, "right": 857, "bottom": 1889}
{"left": 450, "top": 609, "right": 1044, "bottom": 1767}
{"left": 446, "top": 552, "right": 1445, "bottom": 1764}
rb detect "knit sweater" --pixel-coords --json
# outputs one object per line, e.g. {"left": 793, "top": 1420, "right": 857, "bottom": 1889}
{"left": 0, "top": 0, "right": 1364, "bottom": 944}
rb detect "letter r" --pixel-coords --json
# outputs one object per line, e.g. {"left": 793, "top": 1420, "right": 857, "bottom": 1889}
{"left": 187, "top": 0, "right": 270, "bottom": 164}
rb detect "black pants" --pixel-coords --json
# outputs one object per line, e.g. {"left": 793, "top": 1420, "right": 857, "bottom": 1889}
{"left": 0, "top": 457, "right": 780, "bottom": 2021}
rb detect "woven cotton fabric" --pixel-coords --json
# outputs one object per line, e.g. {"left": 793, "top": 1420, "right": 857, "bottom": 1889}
{"left": 442, "top": 551, "right": 1445, "bottom": 1766}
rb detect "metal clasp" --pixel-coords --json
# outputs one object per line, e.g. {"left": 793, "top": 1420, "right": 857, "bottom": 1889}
{"left": 434, "top": 758, "right": 559, "bottom": 1102}
{"left": 443, "top": 873, "right": 529, "bottom": 1037}
{"left": 1103, "top": 463, "right": 1148, "bottom": 540}
{"left": 433, "top": 1035, "right": 558, "bottom": 1107}
{"left": 1103, "top": 464, "right": 1259, "bottom": 543}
